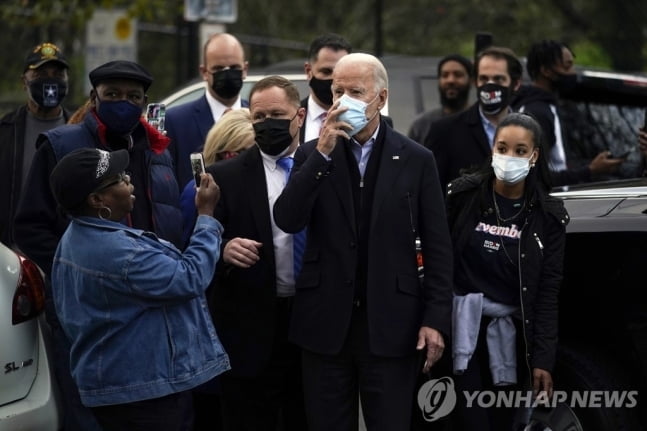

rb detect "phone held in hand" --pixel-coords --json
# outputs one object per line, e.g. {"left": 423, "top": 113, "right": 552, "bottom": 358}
{"left": 190, "top": 152, "right": 206, "bottom": 187}
{"left": 146, "top": 103, "right": 166, "bottom": 133}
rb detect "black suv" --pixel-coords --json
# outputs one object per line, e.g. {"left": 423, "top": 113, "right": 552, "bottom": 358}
{"left": 547, "top": 71, "right": 647, "bottom": 431}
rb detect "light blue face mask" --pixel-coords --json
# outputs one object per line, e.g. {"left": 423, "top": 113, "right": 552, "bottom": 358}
{"left": 336, "top": 93, "right": 379, "bottom": 136}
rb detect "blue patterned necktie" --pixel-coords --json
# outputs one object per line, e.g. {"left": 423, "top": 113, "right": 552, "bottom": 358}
{"left": 276, "top": 157, "right": 306, "bottom": 277}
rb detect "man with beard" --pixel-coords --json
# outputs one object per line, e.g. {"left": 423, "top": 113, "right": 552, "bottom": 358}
{"left": 512, "top": 39, "right": 623, "bottom": 185}
{"left": 408, "top": 54, "right": 472, "bottom": 144}
{"left": 300, "top": 33, "right": 352, "bottom": 143}
{"left": 166, "top": 33, "right": 249, "bottom": 189}
{"left": 0, "top": 42, "right": 71, "bottom": 248}
{"left": 424, "top": 46, "right": 523, "bottom": 194}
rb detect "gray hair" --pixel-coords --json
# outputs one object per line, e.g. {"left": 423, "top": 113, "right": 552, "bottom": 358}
{"left": 336, "top": 52, "right": 388, "bottom": 92}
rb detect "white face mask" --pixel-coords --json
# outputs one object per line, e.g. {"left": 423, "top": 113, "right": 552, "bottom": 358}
{"left": 336, "top": 93, "right": 379, "bottom": 136}
{"left": 491, "top": 153, "right": 533, "bottom": 184}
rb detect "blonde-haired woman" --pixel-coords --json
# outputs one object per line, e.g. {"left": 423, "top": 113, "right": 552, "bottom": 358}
{"left": 180, "top": 108, "right": 255, "bottom": 244}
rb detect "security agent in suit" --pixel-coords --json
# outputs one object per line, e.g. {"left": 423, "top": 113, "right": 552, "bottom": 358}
{"left": 166, "top": 33, "right": 249, "bottom": 189}
{"left": 274, "top": 53, "right": 453, "bottom": 431}
{"left": 206, "top": 75, "right": 307, "bottom": 430}
{"left": 424, "top": 46, "right": 524, "bottom": 195}
{"left": 300, "top": 33, "right": 352, "bottom": 144}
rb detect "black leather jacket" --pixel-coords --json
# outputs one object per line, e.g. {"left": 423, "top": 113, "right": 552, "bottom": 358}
{"left": 446, "top": 172, "right": 570, "bottom": 372}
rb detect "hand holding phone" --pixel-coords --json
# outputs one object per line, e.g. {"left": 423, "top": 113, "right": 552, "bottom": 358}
{"left": 146, "top": 103, "right": 166, "bottom": 134}
{"left": 190, "top": 152, "right": 206, "bottom": 187}
{"left": 609, "top": 149, "right": 631, "bottom": 159}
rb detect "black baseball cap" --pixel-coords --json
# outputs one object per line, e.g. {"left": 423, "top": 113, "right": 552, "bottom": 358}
{"left": 24, "top": 42, "right": 69, "bottom": 72}
{"left": 89, "top": 60, "right": 153, "bottom": 92}
{"left": 50, "top": 148, "right": 130, "bottom": 212}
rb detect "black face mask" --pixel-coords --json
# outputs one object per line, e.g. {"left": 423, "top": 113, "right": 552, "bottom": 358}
{"left": 28, "top": 77, "right": 67, "bottom": 108}
{"left": 477, "top": 83, "right": 511, "bottom": 115}
{"left": 211, "top": 68, "right": 243, "bottom": 99}
{"left": 253, "top": 115, "right": 296, "bottom": 156}
{"left": 553, "top": 73, "right": 578, "bottom": 95}
{"left": 309, "top": 76, "right": 333, "bottom": 106}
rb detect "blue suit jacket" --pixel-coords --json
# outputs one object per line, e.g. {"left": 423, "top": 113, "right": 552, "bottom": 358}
{"left": 166, "top": 93, "right": 249, "bottom": 189}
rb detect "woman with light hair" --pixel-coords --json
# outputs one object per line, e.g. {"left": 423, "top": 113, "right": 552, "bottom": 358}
{"left": 180, "top": 108, "right": 255, "bottom": 244}
{"left": 203, "top": 108, "right": 254, "bottom": 162}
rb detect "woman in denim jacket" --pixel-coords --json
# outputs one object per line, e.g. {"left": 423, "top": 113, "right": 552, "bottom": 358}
{"left": 49, "top": 147, "right": 230, "bottom": 430}
{"left": 445, "top": 113, "right": 569, "bottom": 430}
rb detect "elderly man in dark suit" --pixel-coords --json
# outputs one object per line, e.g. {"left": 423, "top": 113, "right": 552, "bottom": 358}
{"left": 274, "top": 53, "right": 453, "bottom": 431}
{"left": 166, "top": 32, "right": 249, "bottom": 189}
{"left": 206, "top": 75, "right": 307, "bottom": 430}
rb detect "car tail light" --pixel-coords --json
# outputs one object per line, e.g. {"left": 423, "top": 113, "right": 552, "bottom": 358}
{"left": 12, "top": 254, "right": 45, "bottom": 325}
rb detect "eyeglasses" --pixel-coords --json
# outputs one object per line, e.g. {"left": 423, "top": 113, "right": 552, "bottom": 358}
{"left": 93, "top": 172, "right": 130, "bottom": 193}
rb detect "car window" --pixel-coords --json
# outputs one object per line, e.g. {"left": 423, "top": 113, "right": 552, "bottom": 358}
{"left": 560, "top": 100, "right": 645, "bottom": 179}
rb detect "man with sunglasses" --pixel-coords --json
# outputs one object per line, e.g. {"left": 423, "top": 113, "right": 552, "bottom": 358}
{"left": 13, "top": 60, "right": 182, "bottom": 431}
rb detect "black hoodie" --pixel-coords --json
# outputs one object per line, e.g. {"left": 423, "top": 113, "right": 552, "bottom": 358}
{"left": 512, "top": 84, "right": 590, "bottom": 186}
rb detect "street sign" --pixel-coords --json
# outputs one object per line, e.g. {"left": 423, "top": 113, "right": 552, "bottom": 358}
{"left": 85, "top": 9, "right": 137, "bottom": 92}
{"left": 184, "top": 0, "right": 237, "bottom": 23}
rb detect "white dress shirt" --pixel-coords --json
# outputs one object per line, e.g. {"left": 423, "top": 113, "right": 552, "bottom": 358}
{"left": 260, "top": 150, "right": 297, "bottom": 297}
{"left": 304, "top": 96, "right": 328, "bottom": 143}
{"left": 204, "top": 89, "right": 243, "bottom": 123}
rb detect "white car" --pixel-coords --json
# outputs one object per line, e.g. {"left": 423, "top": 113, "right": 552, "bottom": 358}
{"left": 161, "top": 73, "right": 388, "bottom": 116}
{"left": 161, "top": 73, "right": 310, "bottom": 109}
{"left": 0, "top": 242, "right": 61, "bottom": 430}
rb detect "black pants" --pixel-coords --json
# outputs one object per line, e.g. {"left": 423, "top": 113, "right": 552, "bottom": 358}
{"left": 91, "top": 391, "right": 193, "bottom": 431}
{"left": 219, "top": 297, "right": 307, "bottom": 431}
{"left": 302, "top": 306, "right": 420, "bottom": 431}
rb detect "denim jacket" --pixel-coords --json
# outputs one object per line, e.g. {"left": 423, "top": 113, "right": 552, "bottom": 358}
{"left": 52, "top": 215, "right": 230, "bottom": 407}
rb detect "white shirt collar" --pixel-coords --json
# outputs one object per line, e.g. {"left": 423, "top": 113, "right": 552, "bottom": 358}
{"left": 204, "top": 88, "right": 242, "bottom": 122}
{"left": 306, "top": 96, "right": 328, "bottom": 122}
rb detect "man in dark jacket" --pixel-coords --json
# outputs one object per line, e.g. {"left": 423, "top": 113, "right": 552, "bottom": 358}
{"left": 274, "top": 53, "right": 453, "bottom": 430}
{"left": 512, "top": 40, "right": 623, "bottom": 185}
{"left": 300, "top": 33, "right": 352, "bottom": 143}
{"left": 165, "top": 32, "right": 249, "bottom": 189}
{"left": 13, "top": 60, "right": 183, "bottom": 431}
{"left": 425, "top": 46, "right": 524, "bottom": 194}
{"left": 0, "top": 42, "right": 71, "bottom": 247}
{"left": 408, "top": 54, "right": 472, "bottom": 144}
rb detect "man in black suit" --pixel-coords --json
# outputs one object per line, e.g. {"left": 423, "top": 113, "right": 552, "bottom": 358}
{"left": 166, "top": 33, "right": 249, "bottom": 189}
{"left": 424, "top": 46, "right": 523, "bottom": 193}
{"left": 206, "top": 76, "right": 307, "bottom": 430}
{"left": 300, "top": 33, "right": 352, "bottom": 144}
{"left": 274, "top": 53, "right": 453, "bottom": 430}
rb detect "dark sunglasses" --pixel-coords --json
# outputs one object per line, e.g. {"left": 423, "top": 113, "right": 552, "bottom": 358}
{"left": 93, "top": 172, "right": 130, "bottom": 193}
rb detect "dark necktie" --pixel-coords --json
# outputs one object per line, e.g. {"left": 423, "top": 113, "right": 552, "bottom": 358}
{"left": 276, "top": 156, "right": 306, "bottom": 277}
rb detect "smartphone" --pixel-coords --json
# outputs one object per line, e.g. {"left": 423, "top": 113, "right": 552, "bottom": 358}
{"left": 146, "top": 103, "right": 166, "bottom": 133}
{"left": 643, "top": 109, "right": 647, "bottom": 131}
{"left": 190, "top": 152, "right": 206, "bottom": 187}
{"left": 610, "top": 149, "right": 631, "bottom": 159}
